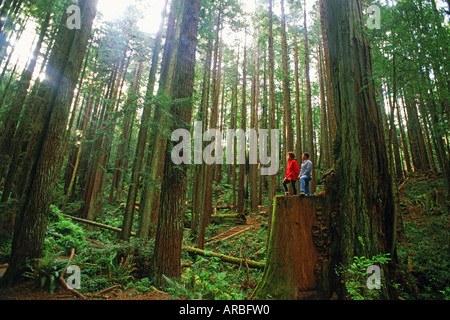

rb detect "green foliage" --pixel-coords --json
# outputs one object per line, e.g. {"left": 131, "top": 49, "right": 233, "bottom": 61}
{"left": 23, "top": 252, "right": 68, "bottom": 294}
{"left": 214, "top": 183, "right": 234, "bottom": 207}
{"left": 164, "top": 256, "right": 245, "bottom": 300}
{"left": 171, "top": 220, "right": 267, "bottom": 300}
{"left": 397, "top": 213, "right": 450, "bottom": 300}
{"left": 336, "top": 252, "right": 391, "bottom": 300}
{"left": 72, "top": 238, "right": 153, "bottom": 293}
{"left": 46, "top": 205, "right": 87, "bottom": 255}
{"left": 0, "top": 235, "right": 12, "bottom": 265}
{"left": 126, "top": 277, "right": 153, "bottom": 295}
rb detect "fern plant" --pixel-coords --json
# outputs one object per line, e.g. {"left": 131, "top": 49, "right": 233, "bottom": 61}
{"left": 336, "top": 253, "right": 391, "bottom": 300}
{"left": 24, "top": 253, "right": 67, "bottom": 294}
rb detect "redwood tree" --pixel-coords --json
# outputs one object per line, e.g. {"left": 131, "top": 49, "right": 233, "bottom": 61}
{"left": 319, "top": 0, "right": 397, "bottom": 299}
{"left": 150, "top": 0, "right": 201, "bottom": 285}
{"left": 1, "top": 0, "right": 98, "bottom": 285}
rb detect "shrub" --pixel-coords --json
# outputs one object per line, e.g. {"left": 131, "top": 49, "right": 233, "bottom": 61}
{"left": 336, "top": 253, "right": 392, "bottom": 300}
{"left": 46, "top": 205, "right": 87, "bottom": 255}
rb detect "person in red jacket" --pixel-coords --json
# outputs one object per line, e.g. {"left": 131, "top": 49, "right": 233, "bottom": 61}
{"left": 283, "top": 151, "right": 300, "bottom": 196}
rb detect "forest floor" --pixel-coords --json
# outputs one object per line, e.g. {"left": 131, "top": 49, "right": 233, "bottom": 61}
{"left": 0, "top": 282, "right": 170, "bottom": 300}
{"left": 0, "top": 205, "right": 267, "bottom": 300}
{"left": 0, "top": 173, "right": 448, "bottom": 300}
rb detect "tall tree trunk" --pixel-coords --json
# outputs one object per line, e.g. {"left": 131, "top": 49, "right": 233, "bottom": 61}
{"left": 126, "top": 0, "right": 168, "bottom": 239}
{"left": 191, "top": 35, "right": 213, "bottom": 240}
{"left": 418, "top": 96, "right": 437, "bottom": 173}
{"left": 294, "top": 35, "right": 303, "bottom": 161}
{"left": 150, "top": 0, "right": 200, "bottom": 285}
{"left": 109, "top": 60, "right": 143, "bottom": 203}
{"left": 303, "top": 0, "right": 316, "bottom": 194}
{"left": 427, "top": 94, "right": 450, "bottom": 197}
{"left": 133, "top": 0, "right": 182, "bottom": 241}
{"left": 318, "top": 41, "right": 331, "bottom": 169}
{"left": 396, "top": 96, "right": 412, "bottom": 173}
{"left": 259, "top": 48, "right": 268, "bottom": 205}
{"left": 1, "top": 0, "right": 98, "bottom": 285}
{"left": 62, "top": 83, "right": 94, "bottom": 211}
{"left": 237, "top": 41, "right": 247, "bottom": 214}
{"left": 403, "top": 89, "right": 429, "bottom": 172}
{"left": 249, "top": 38, "right": 259, "bottom": 214}
{"left": 198, "top": 9, "right": 222, "bottom": 249}
{"left": 232, "top": 46, "right": 240, "bottom": 210}
{"left": 82, "top": 53, "right": 125, "bottom": 222}
{"left": 319, "top": 0, "right": 337, "bottom": 147}
{"left": 267, "top": 0, "right": 277, "bottom": 235}
{"left": 215, "top": 74, "right": 225, "bottom": 184}
{"left": 388, "top": 53, "right": 404, "bottom": 180}
{"left": 319, "top": 0, "right": 396, "bottom": 299}
{"left": 280, "top": 0, "right": 293, "bottom": 154}
{"left": 0, "top": 12, "right": 50, "bottom": 202}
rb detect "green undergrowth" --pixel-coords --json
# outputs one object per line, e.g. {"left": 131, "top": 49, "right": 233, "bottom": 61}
{"left": 2, "top": 173, "right": 447, "bottom": 300}
{"left": 13, "top": 203, "right": 268, "bottom": 299}
{"left": 397, "top": 174, "right": 450, "bottom": 300}
{"left": 165, "top": 217, "right": 268, "bottom": 300}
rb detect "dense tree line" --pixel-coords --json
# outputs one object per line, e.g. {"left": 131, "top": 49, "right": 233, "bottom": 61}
{"left": 0, "top": 0, "right": 448, "bottom": 298}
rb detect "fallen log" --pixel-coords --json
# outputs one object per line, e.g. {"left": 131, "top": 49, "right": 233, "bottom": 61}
{"left": 183, "top": 245, "right": 265, "bottom": 269}
{"left": 90, "top": 284, "right": 121, "bottom": 298}
{"left": 62, "top": 214, "right": 136, "bottom": 237}
{"left": 211, "top": 213, "right": 246, "bottom": 225}
{"left": 214, "top": 205, "right": 234, "bottom": 210}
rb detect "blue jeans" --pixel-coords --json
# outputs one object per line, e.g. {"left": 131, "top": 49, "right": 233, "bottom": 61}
{"left": 300, "top": 175, "right": 312, "bottom": 196}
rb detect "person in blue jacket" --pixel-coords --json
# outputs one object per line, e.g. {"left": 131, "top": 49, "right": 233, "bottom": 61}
{"left": 299, "top": 153, "right": 313, "bottom": 197}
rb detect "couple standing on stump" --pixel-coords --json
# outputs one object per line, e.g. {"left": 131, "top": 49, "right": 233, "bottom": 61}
{"left": 283, "top": 152, "right": 312, "bottom": 197}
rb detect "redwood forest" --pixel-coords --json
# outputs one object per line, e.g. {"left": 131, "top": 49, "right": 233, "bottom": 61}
{"left": 0, "top": 0, "right": 449, "bottom": 305}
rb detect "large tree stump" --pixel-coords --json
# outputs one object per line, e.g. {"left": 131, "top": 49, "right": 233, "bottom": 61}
{"left": 252, "top": 196, "right": 323, "bottom": 300}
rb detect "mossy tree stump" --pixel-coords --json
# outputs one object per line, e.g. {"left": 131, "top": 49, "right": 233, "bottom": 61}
{"left": 252, "top": 196, "right": 321, "bottom": 300}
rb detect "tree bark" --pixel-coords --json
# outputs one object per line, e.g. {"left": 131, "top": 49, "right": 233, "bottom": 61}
{"left": 198, "top": 9, "right": 223, "bottom": 249}
{"left": 1, "top": 0, "right": 98, "bottom": 285}
{"left": 252, "top": 196, "right": 320, "bottom": 299}
{"left": 318, "top": 41, "right": 331, "bottom": 169}
{"left": 294, "top": 35, "right": 303, "bottom": 162}
{"left": 396, "top": 96, "right": 412, "bottom": 173}
{"left": 237, "top": 42, "right": 247, "bottom": 214}
{"left": 130, "top": 0, "right": 168, "bottom": 239}
{"left": 133, "top": 0, "right": 182, "bottom": 241}
{"left": 303, "top": 0, "right": 316, "bottom": 194}
{"left": 266, "top": 0, "right": 277, "bottom": 235}
{"left": 0, "top": 12, "right": 51, "bottom": 202}
{"left": 249, "top": 37, "right": 260, "bottom": 214}
{"left": 191, "top": 35, "right": 214, "bottom": 239}
{"left": 109, "top": 60, "right": 143, "bottom": 203}
{"left": 319, "top": 0, "right": 396, "bottom": 299}
{"left": 280, "top": 0, "right": 293, "bottom": 154}
{"left": 404, "top": 89, "right": 429, "bottom": 172}
{"left": 150, "top": 0, "right": 201, "bottom": 285}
